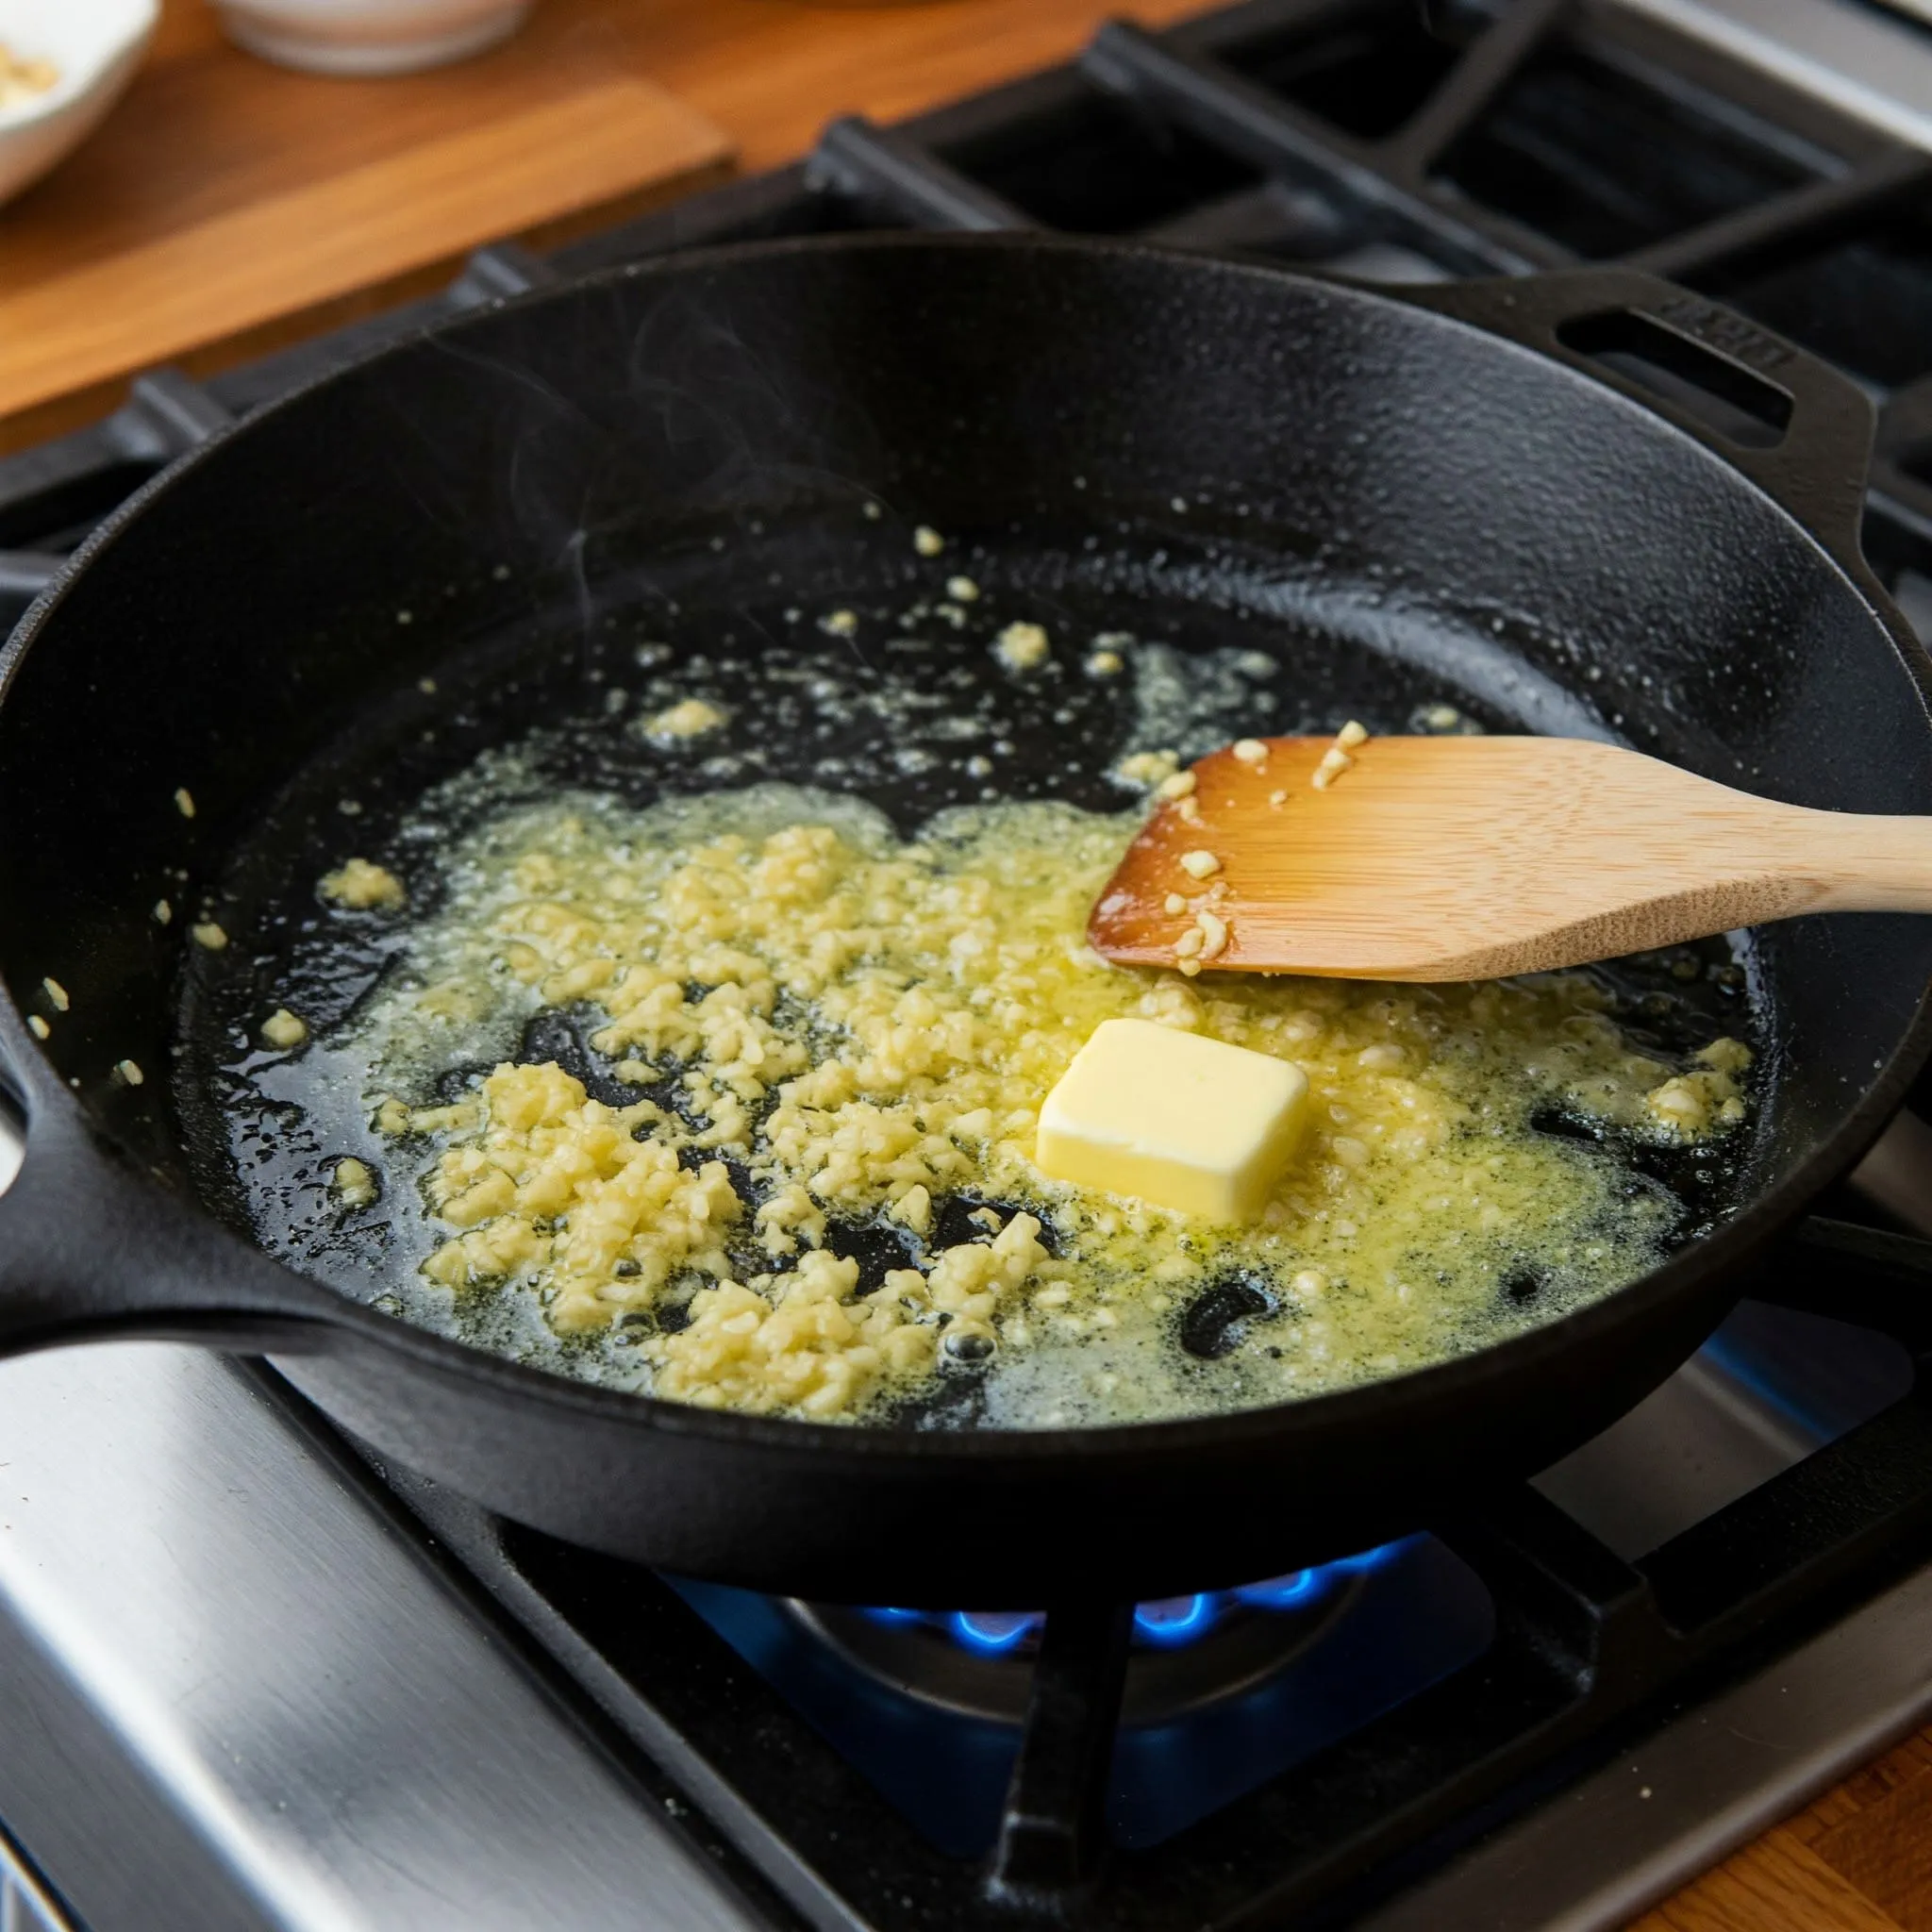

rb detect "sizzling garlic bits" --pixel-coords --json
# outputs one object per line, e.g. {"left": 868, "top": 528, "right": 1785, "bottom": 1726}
{"left": 1172, "top": 903, "right": 1231, "bottom": 978}
{"left": 1116, "top": 749, "right": 1179, "bottom": 788}
{"left": 1647, "top": 1038, "right": 1752, "bottom": 1135}
{"left": 321, "top": 858, "right": 406, "bottom": 911}
{"left": 1312, "top": 720, "right": 1370, "bottom": 790}
{"left": 644, "top": 697, "right": 726, "bottom": 741}
{"left": 1157, "top": 769, "right": 1201, "bottom": 823}
{"left": 261, "top": 1008, "right": 308, "bottom": 1050}
{"left": 993, "top": 622, "right": 1050, "bottom": 673}
{"left": 333, "top": 1158, "right": 379, "bottom": 1209}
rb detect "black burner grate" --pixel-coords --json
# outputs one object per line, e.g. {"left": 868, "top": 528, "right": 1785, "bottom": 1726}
{"left": 16, "top": 2, "right": 1932, "bottom": 1924}
{"left": 371, "top": 1223, "right": 1932, "bottom": 1932}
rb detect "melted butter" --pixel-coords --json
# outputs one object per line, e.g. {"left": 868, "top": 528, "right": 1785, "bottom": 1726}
{"left": 299, "top": 783, "right": 1746, "bottom": 1427}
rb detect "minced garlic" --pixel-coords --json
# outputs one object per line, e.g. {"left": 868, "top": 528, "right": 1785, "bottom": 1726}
{"left": 913, "top": 525, "right": 945, "bottom": 557}
{"left": 192, "top": 923, "right": 229, "bottom": 951}
{"left": 1644, "top": 1038, "right": 1752, "bottom": 1136}
{"left": 1115, "top": 749, "right": 1179, "bottom": 788}
{"left": 321, "top": 858, "right": 406, "bottom": 911}
{"left": 308, "top": 784, "right": 1752, "bottom": 1427}
{"left": 261, "top": 1008, "right": 308, "bottom": 1050}
{"left": 334, "top": 1158, "right": 379, "bottom": 1209}
{"left": 41, "top": 976, "right": 67, "bottom": 1012}
{"left": 1311, "top": 721, "right": 1370, "bottom": 791}
{"left": 26, "top": 1015, "right": 48, "bottom": 1041}
{"left": 993, "top": 622, "right": 1050, "bottom": 672}
{"left": 643, "top": 697, "right": 726, "bottom": 741}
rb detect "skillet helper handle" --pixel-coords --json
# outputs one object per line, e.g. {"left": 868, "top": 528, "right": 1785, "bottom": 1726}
{"left": 0, "top": 1080, "right": 335, "bottom": 1357}
{"left": 1395, "top": 268, "right": 1876, "bottom": 579}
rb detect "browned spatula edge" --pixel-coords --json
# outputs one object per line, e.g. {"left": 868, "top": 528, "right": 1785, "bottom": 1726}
{"left": 1088, "top": 736, "right": 1932, "bottom": 982}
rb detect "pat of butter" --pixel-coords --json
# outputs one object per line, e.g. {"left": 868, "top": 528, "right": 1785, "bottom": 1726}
{"left": 1036, "top": 1018, "right": 1308, "bottom": 1224}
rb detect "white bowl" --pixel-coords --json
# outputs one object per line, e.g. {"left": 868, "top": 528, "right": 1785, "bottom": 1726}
{"left": 213, "top": 0, "right": 533, "bottom": 75}
{"left": 0, "top": 0, "right": 157, "bottom": 210}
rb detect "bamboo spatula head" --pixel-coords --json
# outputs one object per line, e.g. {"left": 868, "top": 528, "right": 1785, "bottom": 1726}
{"left": 1087, "top": 735, "right": 1922, "bottom": 982}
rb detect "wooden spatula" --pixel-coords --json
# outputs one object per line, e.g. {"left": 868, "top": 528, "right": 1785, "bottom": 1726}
{"left": 1088, "top": 735, "right": 1932, "bottom": 982}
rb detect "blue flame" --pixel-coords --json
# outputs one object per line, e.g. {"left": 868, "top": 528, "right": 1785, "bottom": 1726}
{"left": 1134, "top": 1593, "right": 1216, "bottom": 1644}
{"left": 949, "top": 1608, "right": 1041, "bottom": 1654}
{"left": 859, "top": 1539, "right": 1408, "bottom": 1654}
{"left": 1231, "top": 1569, "right": 1317, "bottom": 1608}
{"left": 1324, "top": 1539, "right": 1407, "bottom": 1576}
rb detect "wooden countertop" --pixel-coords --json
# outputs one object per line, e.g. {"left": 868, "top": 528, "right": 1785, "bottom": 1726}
{"left": 0, "top": 0, "right": 1210, "bottom": 448}
{"left": 7, "top": 5, "right": 1927, "bottom": 1924}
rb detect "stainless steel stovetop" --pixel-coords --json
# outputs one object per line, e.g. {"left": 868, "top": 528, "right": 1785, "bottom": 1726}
{"left": 7, "top": 0, "right": 1932, "bottom": 1925}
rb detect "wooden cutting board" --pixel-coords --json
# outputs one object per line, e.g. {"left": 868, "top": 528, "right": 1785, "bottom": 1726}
{"left": 0, "top": 6, "right": 732, "bottom": 451}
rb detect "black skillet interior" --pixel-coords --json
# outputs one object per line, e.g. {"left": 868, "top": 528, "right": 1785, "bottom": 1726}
{"left": 0, "top": 237, "right": 1930, "bottom": 1598}
{"left": 184, "top": 496, "right": 1765, "bottom": 1347}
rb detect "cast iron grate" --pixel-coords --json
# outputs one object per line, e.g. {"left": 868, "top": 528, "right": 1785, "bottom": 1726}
{"left": 13, "top": 1, "right": 1932, "bottom": 1924}
{"left": 371, "top": 1219, "right": 1932, "bottom": 1931}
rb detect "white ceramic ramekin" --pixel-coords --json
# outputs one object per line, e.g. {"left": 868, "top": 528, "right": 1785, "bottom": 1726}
{"left": 0, "top": 0, "right": 158, "bottom": 210}
{"left": 212, "top": 0, "right": 534, "bottom": 77}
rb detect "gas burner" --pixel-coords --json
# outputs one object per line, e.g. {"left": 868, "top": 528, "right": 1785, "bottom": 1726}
{"left": 789, "top": 1546, "right": 1399, "bottom": 1724}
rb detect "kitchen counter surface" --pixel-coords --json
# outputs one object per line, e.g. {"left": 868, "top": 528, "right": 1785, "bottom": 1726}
{"left": 1632, "top": 1729, "right": 1932, "bottom": 1931}
{"left": 6, "top": 2, "right": 1928, "bottom": 1925}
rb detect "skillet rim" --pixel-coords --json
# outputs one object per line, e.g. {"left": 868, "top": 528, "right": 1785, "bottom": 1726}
{"left": 2, "top": 227, "right": 1930, "bottom": 1466}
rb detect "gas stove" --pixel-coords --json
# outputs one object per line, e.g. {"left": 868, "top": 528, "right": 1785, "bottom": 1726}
{"left": 6, "top": 2, "right": 1932, "bottom": 1927}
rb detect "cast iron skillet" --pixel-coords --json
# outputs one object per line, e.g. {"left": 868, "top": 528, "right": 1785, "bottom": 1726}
{"left": 0, "top": 237, "right": 1927, "bottom": 1607}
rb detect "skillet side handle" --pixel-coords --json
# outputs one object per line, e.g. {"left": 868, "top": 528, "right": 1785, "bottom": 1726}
{"left": 0, "top": 1090, "right": 338, "bottom": 1358}
{"left": 1394, "top": 268, "right": 1876, "bottom": 582}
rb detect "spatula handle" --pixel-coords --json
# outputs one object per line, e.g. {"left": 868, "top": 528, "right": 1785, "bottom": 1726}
{"left": 1793, "top": 810, "right": 1932, "bottom": 913}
